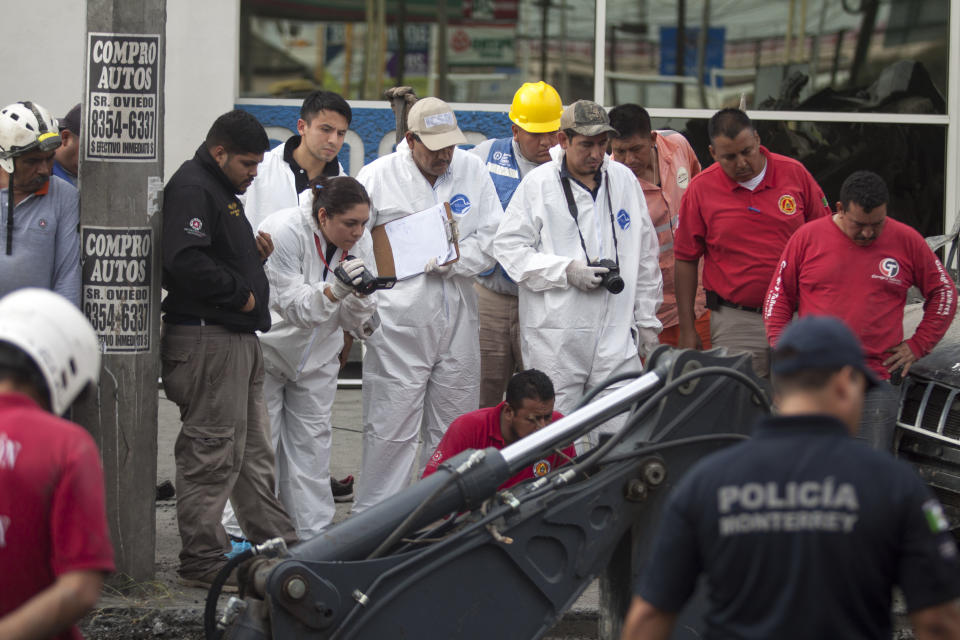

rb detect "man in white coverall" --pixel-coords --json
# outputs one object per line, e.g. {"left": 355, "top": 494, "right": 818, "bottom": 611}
{"left": 494, "top": 100, "right": 662, "bottom": 431}
{"left": 242, "top": 90, "right": 350, "bottom": 230}
{"left": 354, "top": 97, "right": 503, "bottom": 512}
{"left": 469, "top": 81, "right": 562, "bottom": 408}
{"left": 255, "top": 177, "right": 379, "bottom": 538}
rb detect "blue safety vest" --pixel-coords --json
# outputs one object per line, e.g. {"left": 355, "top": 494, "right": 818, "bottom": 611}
{"left": 480, "top": 138, "right": 521, "bottom": 280}
{"left": 485, "top": 137, "right": 522, "bottom": 210}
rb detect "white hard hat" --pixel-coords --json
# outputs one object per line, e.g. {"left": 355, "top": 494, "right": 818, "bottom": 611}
{"left": 0, "top": 101, "right": 61, "bottom": 173}
{"left": 0, "top": 288, "right": 100, "bottom": 415}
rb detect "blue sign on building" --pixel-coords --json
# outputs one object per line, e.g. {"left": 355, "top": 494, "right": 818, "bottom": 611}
{"left": 659, "top": 27, "right": 726, "bottom": 86}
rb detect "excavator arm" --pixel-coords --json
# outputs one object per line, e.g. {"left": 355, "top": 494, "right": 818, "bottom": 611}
{"left": 219, "top": 346, "right": 770, "bottom": 640}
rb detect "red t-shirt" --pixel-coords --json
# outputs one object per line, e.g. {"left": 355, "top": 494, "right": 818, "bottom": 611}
{"left": 764, "top": 215, "right": 957, "bottom": 378}
{"left": 422, "top": 402, "right": 576, "bottom": 490}
{"left": 0, "top": 393, "right": 115, "bottom": 640}
{"left": 674, "top": 147, "right": 830, "bottom": 307}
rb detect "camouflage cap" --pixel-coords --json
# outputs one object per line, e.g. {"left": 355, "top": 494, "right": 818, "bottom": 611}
{"left": 560, "top": 100, "right": 617, "bottom": 137}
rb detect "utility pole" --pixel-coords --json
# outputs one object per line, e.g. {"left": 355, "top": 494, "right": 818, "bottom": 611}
{"left": 76, "top": 0, "right": 165, "bottom": 583}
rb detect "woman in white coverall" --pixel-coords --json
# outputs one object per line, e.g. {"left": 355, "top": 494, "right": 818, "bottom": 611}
{"left": 224, "top": 176, "right": 380, "bottom": 540}
{"left": 354, "top": 97, "right": 503, "bottom": 513}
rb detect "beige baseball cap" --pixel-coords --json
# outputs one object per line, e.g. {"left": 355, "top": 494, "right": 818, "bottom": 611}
{"left": 560, "top": 100, "right": 618, "bottom": 137}
{"left": 407, "top": 97, "right": 467, "bottom": 151}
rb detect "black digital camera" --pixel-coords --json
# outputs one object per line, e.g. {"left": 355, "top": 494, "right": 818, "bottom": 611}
{"left": 590, "top": 258, "right": 624, "bottom": 294}
{"left": 335, "top": 255, "right": 396, "bottom": 295}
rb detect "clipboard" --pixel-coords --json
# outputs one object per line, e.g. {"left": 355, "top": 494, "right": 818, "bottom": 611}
{"left": 371, "top": 202, "right": 461, "bottom": 280}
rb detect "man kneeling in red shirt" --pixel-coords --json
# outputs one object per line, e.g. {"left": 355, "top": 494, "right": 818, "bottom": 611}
{"left": 423, "top": 369, "right": 577, "bottom": 490}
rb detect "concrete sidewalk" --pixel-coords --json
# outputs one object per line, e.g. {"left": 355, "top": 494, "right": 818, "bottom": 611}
{"left": 79, "top": 388, "right": 600, "bottom": 639}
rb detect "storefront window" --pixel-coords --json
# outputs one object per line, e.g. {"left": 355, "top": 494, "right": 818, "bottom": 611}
{"left": 238, "top": 0, "right": 595, "bottom": 103}
{"left": 647, "top": 115, "right": 946, "bottom": 236}
{"left": 603, "top": 0, "right": 950, "bottom": 113}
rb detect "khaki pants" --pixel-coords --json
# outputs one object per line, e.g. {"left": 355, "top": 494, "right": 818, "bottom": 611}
{"left": 475, "top": 283, "right": 522, "bottom": 407}
{"left": 161, "top": 323, "right": 296, "bottom": 576}
{"left": 709, "top": 306, "right": 770, "bottom": 378}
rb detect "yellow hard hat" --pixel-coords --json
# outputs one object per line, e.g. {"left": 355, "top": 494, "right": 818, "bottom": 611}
{"left": 508, "top": 81, "right": 562, "bottom": 133}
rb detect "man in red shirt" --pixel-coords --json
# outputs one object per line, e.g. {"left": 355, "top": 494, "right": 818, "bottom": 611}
{"left": 764, "top": 170, "right": 956, "bottom": 450}
{"left": 0, "top": 288, "right": 114, "bottom": 640}
{"left": 423, "top": 369, "right": 576, "bottom": 489}
{"left": 674, "top": 108, "right": 830, "bottom": 376}
{"left": 608, "top": 104, "right": 711, "bottom": 349}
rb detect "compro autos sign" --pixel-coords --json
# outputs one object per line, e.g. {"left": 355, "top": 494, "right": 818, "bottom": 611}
{"left": 85, "top": 33, "right": 160, "bottom": 162}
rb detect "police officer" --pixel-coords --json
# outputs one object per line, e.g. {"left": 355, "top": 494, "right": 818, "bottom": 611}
{"left": 470, "top": 82, "right": 562, "bottom": 407}
{"left": 622, "top": 316, "right": 960, "bottom": 639}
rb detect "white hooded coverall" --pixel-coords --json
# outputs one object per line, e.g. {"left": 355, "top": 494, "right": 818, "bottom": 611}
{"left": 223, "top": 198, "right": 377, "bottom": 539}
{"left": 494, "top": 148, "right": 662, "bottom": 427}
{"left": 241, "top": 139, "right": 345, "bottom": 233}
{"left": 354, "top": 142, "right": 503, "bottom": 513}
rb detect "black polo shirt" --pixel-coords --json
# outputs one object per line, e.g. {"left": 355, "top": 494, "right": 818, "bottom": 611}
{"left": 636, "top": 414, "right": 960, "bottom": 639}
{"left": 282, "top": 135, "right": 341, "bottom": 193}
{"left": 560, "top": 155, "right": 603, "bottom": 200}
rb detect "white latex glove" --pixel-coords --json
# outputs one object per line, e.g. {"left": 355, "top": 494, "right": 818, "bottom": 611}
{"left": 331, "top": 258, "right": 366, "bottom": 300}
{"left": 565, "top": 260, "right": 608, "bottom": 291}
{"left": 424, "top": 257, "right": 453, "bottom": 277}
{"left": 637, "top": 326, "right": 661, "bottom": 360}
{"left": 359, "top": 310, "right": 382, "bottom": 338}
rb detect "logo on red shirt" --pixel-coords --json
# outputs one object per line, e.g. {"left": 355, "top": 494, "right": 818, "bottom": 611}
{"left": 778, "top": 194, "right": 797, "bottom": 215}
{"left": 880, "top": 258, "right": 900, "bottom": 278}
{"left": 0, "top": 433, "right": 22, "bottom": 470}
{"left": 532, "top": 459, "right": 551, "bottom": 477}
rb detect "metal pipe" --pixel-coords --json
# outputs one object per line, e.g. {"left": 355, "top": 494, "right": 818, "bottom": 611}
{"left": 786, "top": 0, "right": 795, "bottom": 63}
{"left": 810, "top": 0, "right": 830, "bottom": 91}
{"left": 674, "top": 0, "right": 686, "bottom": 108}
{"left": 594, "top": 0, "right": 607, "bottom": 104}
{"left": 501, "top": 371, "right": 662, "bottom": 468}
{"left": 799, "top": 0, "right": 808, "bottom": 62}
{"left": 696, "top": 0, "right": 710, "bottom": 108}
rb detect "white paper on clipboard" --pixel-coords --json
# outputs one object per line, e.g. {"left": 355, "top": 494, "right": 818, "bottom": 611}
{"left": 383, "top": 204, "right": 457, "bottom": 280}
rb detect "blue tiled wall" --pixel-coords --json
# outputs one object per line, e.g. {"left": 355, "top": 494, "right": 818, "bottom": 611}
{"left": 238, "top": 103, "right": 513, "bottom": 176}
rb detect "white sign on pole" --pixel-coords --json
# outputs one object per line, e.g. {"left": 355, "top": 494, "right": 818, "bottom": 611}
{"left": 85, "top": 33, "right": 160, "bottom": 162}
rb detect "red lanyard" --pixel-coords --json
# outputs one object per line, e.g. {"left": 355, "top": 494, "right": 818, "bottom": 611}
{"left": 313, "top": 232, "right": 337, "bottom": 272}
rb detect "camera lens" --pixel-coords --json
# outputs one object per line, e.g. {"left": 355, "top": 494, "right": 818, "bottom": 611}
{"left": 604, "top": 273, "right": 624, "bottom": 294}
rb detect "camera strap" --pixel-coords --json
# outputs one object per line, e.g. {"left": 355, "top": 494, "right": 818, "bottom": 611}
{"left": 313, "top": 232, "right": 339, "bottom": 280}
{"left": 560, "top": 173, "right": 621, "bottom": 268}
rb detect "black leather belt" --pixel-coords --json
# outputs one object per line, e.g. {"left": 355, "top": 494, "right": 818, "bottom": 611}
{"left": 705, "top": 290, "right": 762, "bottom": 314}
{"left": 163, "top": 314, "right": 222, "bottom": 326}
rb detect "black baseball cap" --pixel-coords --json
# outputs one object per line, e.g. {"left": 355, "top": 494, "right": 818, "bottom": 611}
{"left": 772, "top": 316, "right": 880, "bottom": 388}
{"left": 59, "top": 103, "right": 80, "bottom": 135}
